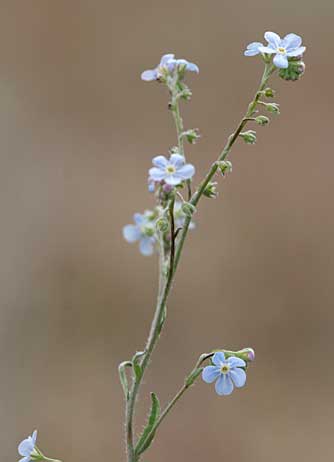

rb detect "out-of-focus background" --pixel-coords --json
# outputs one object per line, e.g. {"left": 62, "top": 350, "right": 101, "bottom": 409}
{"left": 1, "top": 1, "right": 333, "bottom": 461}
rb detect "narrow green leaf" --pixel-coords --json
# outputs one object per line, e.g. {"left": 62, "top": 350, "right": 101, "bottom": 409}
{"left": 118, "top": 361, "right": 132, "bottom": 399}
{"left": 132, "top": 351, "right": 145, "bottom": 381}
{"left": 135, "top": 392, "right": 161, "bottom": 456}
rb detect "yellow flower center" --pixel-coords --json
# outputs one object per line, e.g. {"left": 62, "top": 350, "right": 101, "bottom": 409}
{"left": 277, "top": 47, "right": 286, "bottom": 54}
{"left": 220, "top": 364, "right": 230, "bottom": 374}
{"left": 166, "top": 165, "right": 176, "bottom": 174}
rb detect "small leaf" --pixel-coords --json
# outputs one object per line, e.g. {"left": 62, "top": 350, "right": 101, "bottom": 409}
{"left": 132, "top": 351, "right": 145, "bottom": 381}
{"left": 118, "top": 361, "right": 132, "bottom": 399}
{"left": 135, "top": 392, "right": 161, "bottom": 456}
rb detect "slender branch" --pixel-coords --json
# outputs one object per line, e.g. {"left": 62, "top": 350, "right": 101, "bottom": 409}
{"left": 170, "top": 84, "right": 192, "bottom": 200}
{"left": 173, "top": 63, "right": 275, "bottom": 272}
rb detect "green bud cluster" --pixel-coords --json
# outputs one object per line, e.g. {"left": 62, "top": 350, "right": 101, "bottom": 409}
{"left": 279, "top": 58, "right": 305, "bottom": 81}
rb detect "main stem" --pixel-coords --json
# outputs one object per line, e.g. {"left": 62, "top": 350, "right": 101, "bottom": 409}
{"left": 125, "top": 63, "right": 274, "bottom": 461}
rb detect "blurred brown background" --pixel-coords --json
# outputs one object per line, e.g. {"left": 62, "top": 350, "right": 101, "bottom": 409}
{"left": 1, "top": 1, "right": 333, "bottom": 461}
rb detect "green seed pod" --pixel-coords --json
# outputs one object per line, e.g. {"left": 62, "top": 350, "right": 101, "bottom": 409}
{"left": 264, "top": 87, "right": 275, "bottom": 98}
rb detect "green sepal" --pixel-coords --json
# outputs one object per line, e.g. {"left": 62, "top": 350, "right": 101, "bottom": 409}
{"left": 135, "top": 392, "right": 161, "bottom": 456}
{"left": 212, "top": 347, "right": 255, "bottom": 363}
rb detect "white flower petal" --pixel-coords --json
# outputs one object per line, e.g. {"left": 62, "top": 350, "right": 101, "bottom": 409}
{"left": 212, "top": 351, "right": 226, "bottom": 366}
{"left": 169, "top": 154, "right": 184, "bottom": 168}
{"left": 230, "top": 368, "right": 247, "bottom": 388}
{"left": 273, "top": 53, "right": 289, "bottom": 69}
{"left": 264, "top": 31, "right": 281, "bottom": 48}
{"left": 141, "top": 69, "right": 158, "bottom": 81}
{"left": 215, "top": 374, "right": 234, "bottom": 395}
{"left": 175, "top": 164, "right": 195, "bottom": 180}
{"left": 283, "top": 33, "right": 302, "bottom": 50}
{"left": 287, "top": 46, "right": 306, "bottom": 57}
{"left": 202, "top": 366, "right": 221, "bottom": 383}
{"left": 123, "top": 225, "right": 141, "bottom": 243}
{"left": 152, "top": 155, "right": 168, "bottom": 169}
{"left": 139, "top": 237, "right": 154, "bottom": 256}
{"left": 258, "top": 46, "right": 276, "bottom": 54}
{"left": 149, "top": 167, "right": 166, "bottom": 181}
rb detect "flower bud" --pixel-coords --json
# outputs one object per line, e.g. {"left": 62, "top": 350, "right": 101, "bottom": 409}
{"left": 264, "top": 87, "right": 275, "bottom": 98}
{"left": 181, "top": 202, "right": 196, "bottom": 217}
{"left": 217, "top": 160, "right": 232, "bottom": 176}
{"left": 265, "top": 103, "right": 280, "bottom": 115}
{"left": 240, "top": 130, "right": 257, "bottom": 144}
{"left": 255, "top": 115, "right": 270, "bottom": 126}
{"left": 148, "top": 181, "right": 155, "bottom": 193}
{"left": 181, "top": 128, "right": 201, "bottom": 144}
{"left": 203, "top": 181, "right": 218, "bottom": 198}
{"left": 156, "top": 217, "right": 169, "bottom": 233}
{"left": 169, "top": 146, "right": 180, "bottom": 154}
{"left": 162, "top": 183, "right": 174, "bottom": 193}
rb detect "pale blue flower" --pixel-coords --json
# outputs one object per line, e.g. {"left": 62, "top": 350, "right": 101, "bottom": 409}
{"left": 245, "top": 32, "right": 306, "bottom": 69}
{"left": 149, "top": 154, "right": 195, "bottom": 186}
{"left": 141, "top": 54, "right": 199, "bottom": 81}
{"left": 123, "top": 212, "right": 156, "bottom": 256}
{"left": 202, "top": 352, "right": 246, "bottom": 396}
{"left": 260, "top": 32, "right": 305, "bottom": 69}
{"left": 18, "top": 430, "right": 38, "bottom": 462}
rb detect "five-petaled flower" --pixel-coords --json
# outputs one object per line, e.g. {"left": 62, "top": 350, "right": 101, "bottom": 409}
{"left": 141, "top": 53, "right": 199, "bottom": 81}
{"left": 18, "top": 430, "right": 38, "bottom": 462}
{"left": 149, "top": 154, "right": 195, "bottom": 186}
{"left": 202, "top": 352, "right": 247, "bottom": 396}
{"left": 244, "top": 31, "right": 306, "bottom": 69}
{"left": 123, "top": 211, "right": 156, "bottom": 256}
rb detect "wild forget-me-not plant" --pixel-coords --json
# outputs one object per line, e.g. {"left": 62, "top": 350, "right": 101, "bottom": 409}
{"left": 17, "top": 31, "right": 306, "bottom": 462}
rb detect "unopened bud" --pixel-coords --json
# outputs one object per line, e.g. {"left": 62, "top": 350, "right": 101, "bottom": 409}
{"left": 265, "top": 103, "right": 280, "bottom": 115}
{"left": 156, "top": 217, "right": 169, "bottom": 233}
{"left": 264, "top": 87, "right": 275, "bottom": 98}
{"left": 181, "top": 128, "right": 201, "bottom": 144}
{"left": 217, "top": 160, "right": 232, "bottom": 176}
{"left": 255, "top": 115, "right": 270, "bottom": 126}
{"left": 181, "top": 202, "right": 196, "bottom": 217}
{"left": 203, "top": 181, "right": 218, "bottom": 198}
{"left": 240, "top": 130, "right": 257, "bottom": 144}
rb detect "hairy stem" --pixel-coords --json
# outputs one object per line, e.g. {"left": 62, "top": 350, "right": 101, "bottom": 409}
{"left": 125, "top": 63, "right": 274, "bottom": 461}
